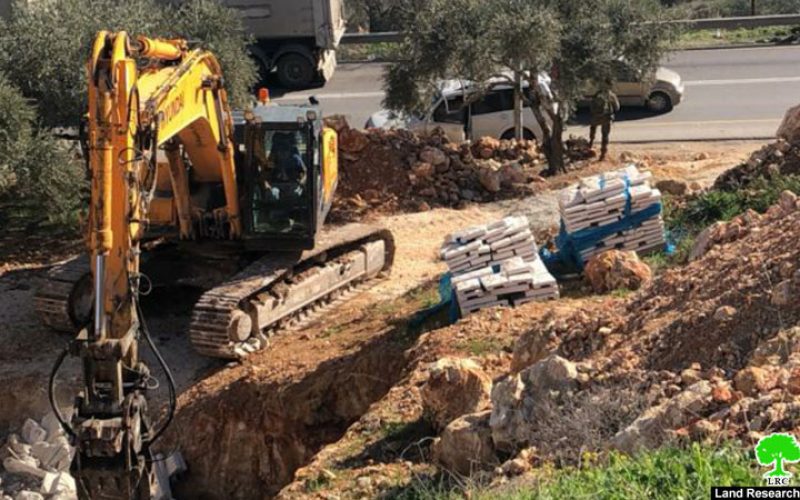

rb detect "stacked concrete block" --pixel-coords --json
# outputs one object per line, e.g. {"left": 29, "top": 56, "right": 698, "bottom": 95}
{"left": 557, "top": 165, "right": 666, "bottom": 261}
{"left": 440, "top": 216, "right": 538, "bottom": 276}
{"left": 452, "top": 256, "right": 559, "bottom": 315}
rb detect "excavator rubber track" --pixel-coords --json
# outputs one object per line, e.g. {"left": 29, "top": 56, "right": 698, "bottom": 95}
{"left": 34, "top": 256, "right": 91, "bottom": 332}
{"left": 189, "top": 223, "right": 395, "bottom": 359}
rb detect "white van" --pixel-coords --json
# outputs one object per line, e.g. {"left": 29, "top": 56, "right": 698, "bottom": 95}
{"left": 366, "top": 77, "right": 549, "bottom": 143}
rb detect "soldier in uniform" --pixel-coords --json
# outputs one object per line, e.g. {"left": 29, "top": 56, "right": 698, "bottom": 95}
{"left": 588, "top": 86, "right": 620, "bottom": 161}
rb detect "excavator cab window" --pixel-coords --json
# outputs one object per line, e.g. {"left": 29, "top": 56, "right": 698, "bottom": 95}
{"left": 250, "top": 128, "right": 313, "bottom": 236}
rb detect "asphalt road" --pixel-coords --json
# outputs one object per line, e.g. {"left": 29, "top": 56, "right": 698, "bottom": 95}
{"left": 274, "top": 46, "right": 800, "bottom": 142}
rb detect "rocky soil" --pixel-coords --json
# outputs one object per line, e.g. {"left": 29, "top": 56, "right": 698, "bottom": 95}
{"left": 328, "top": 119, "right": 548, "bottom": 222}
{"left": 714, "top": 138, "right": 800, "bottom": 191}
{"left": 276, "top": 189, "right": 800, "bottom": 499}
{"left": 0, "top": 138, "right": 765, "bottom": 499}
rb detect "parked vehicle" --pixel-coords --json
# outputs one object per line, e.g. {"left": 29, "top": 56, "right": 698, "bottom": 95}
{"left": 221, "top": 0, "right": 346, "bottom": 88}
{"left": 366, "top": 77, "right": 551, "bottom": 143}
{"left": 582, "top": 62, "right": 684, "bottom": 113}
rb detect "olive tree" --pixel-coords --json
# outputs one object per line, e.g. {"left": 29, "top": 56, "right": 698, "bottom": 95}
{"left": 0, "top": 0, "right": 257, "bottom": 128}
{"left": 0, "top": 72, "right": 84, "bottom": 228}
{"left": 384, "top": 0, "right": 676, "bottom": 174}
{"left": 346, "top": 0, "right": 409, "bottom": 32}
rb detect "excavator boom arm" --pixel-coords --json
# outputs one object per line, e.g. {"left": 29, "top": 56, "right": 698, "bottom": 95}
{"left": 62, "top": 31, "right": 241, "bottom": 500}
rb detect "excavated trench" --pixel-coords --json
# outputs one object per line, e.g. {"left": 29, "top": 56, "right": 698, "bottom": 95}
{"left": 166, "top": 311, "right": 424, "bottom": 499}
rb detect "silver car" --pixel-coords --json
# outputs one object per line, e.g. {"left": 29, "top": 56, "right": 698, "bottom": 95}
{"left": 583, "top": 63, "right": 685, "bottom": 113}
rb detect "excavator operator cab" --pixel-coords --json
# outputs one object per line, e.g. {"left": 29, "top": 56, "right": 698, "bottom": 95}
{"left": 235, "top": 102, "right": 337, "bottom": 251}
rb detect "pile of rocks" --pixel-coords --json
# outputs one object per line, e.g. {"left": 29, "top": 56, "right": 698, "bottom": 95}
{"left": 557, "top": 165, "right": 666, "bottom": 263}
{"left": 565, "top": 136, "right": 595, "bottom": 161}
{"left": 0, "top": 412, "right": 187, "bottom": 500}
{"left": 326, "top": 117, "right": 546, "bottom": 220}
{"left": 1, "top": 414, "right": 75, "bottom": 500}
{"left": 713, "top": 138, "right": 800, "bottom": 191}
{"left": 400, "top": 189, "right": 800, "bottom": 475}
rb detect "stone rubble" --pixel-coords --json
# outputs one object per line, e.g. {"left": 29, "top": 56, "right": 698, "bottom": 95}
{"left": 327, "top": 117, "right": 545, "bottom": 221}
{"left": 713, "top": 137, "right": 800, "bottom": 191}
{"left": 489, "top": 355, "right": 578, "bottom": 453}
{"left": 1, "top": 413, "right": 75, "bottom": 500}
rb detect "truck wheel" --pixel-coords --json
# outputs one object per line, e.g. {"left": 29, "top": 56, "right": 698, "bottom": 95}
{"left": 277, "top": 53, "right": 315, "bottom": 89}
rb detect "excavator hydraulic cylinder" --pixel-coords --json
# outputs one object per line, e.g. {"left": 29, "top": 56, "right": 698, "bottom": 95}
{"left": 136, "top": 36, "right": 182, "bottom": 61}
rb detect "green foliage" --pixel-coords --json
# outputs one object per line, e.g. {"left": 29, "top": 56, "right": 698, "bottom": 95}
{"left": 678, "top": 25, "right": 794, "bottom": 48}
{"left": 656, "top": 174, "right": 800, "bottom": 269}
{"left": 338, "top": 42, "right": 403, "bottom": 62}
{"left": 397, "top": 444, "right": 758, "bottom": 499}
{"left": 609, "top": 288, "right": 633, "bottom": 298}
{"left": 676, "top": 0, "right": 800, "bottom": 18}
{"left": 409, "top": 284, "right": 441, "bottom": 309}
{"left": 0, "top": 72, "right": 84, "bottom": 229}
{"left": 384, "top": 0, "right": 677, "bottom": 169}
{"left": 459, "top": 337, "right": 506, "bottom": 356}
{"left": 666, "top": 175, "right": 800, "bottom": 234}
{"left": 511, "top": 444, "right": 758, "bottom": 500}
{"left": 345, "top": 0, "right": 410, "bottom": 32}
{"left": 383, "top": 0, "right": 494, "bottom": 115}
{"left": 0, "top": 71, "right": 35, "bottom": 192}
{"left": 168, "top": 0, "right": 258, "bottom": 108}
{"left": 0, "top": 0, "right": 256, "bottom": 128}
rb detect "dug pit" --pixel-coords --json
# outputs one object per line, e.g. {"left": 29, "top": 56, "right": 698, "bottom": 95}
{"left": 165, "top": 284, "right": 440, "bottom": 499}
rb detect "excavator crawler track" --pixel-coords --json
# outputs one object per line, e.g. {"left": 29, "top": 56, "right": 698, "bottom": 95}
{"left": 34, "top": 256, "right": 91, "bottom": 332}
{"left": 189, "top": 223, "right": 395, "bottom": 359}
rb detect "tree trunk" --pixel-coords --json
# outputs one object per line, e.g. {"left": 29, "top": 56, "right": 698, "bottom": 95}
{"left": 530, "top": 94, "right": 565, "bottom": 175}
{"left": 525, "top": 89, "right": 553, "bottom": 164}
{"left": 548, "top": 112, "right": 566, "bottom": 175}
{"left": 514, "top": 71, "right": 523, "bottom": 140}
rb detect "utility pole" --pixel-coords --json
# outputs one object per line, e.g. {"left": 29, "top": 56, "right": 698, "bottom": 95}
{"left": 751, "top": 0, "right": 756, "bottom": 16}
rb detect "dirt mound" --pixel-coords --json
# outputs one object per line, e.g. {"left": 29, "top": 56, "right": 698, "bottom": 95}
{"left": 497, "top": 195, "right": 800, "bottom": 454}
{"left": 276, "top": 194, "right": 800, "bottom": 498}
{"left": 517, "top": 198, "right": 800, "bottom": 376}
{"left": 713, "top": 138, "right": 800, "bottom": 191}
{"left": 328, "top": 120, "right": 545, "bottom": 222}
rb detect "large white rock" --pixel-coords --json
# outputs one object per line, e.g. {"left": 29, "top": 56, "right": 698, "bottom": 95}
{"left": 40, "top": 472, "right": 76, "bottom": 496}
{"left": 3, "top": 457, "right": 47, "bottom": 479}
{"left": 14, "top": 492, "right": 44, "bottom": 500}
{"left": 20, "top": 420, "right": 46, "bottom": 446}
{"left": 611, "top": 381, "right": 712, "bottom": 453}
{"left": 490, "top": 355, "right": 578, "bottom": 452}
{"left": 31, "top": 440, "right": 71, "bottom": 471}
{"left": 420, "top": 357, "right": 493, "bottom": 431}
{"left": 40, "top": 413, "right": 65, "bottom": 443}
{"left": 5, "top": 435, "right": 31, "bottom": 459}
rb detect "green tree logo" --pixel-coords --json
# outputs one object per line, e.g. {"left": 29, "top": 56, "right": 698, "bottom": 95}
{"left": 756, "top": 433, "right": 800, "bottom": 478}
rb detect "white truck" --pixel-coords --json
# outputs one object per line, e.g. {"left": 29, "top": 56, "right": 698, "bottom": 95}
{"left": 223, "top": 0, "right": 346, "bottom": 88}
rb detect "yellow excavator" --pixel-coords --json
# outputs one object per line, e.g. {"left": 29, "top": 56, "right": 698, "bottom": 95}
{"left": 41, "top": 32, "right": 393, "bottom": 499}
